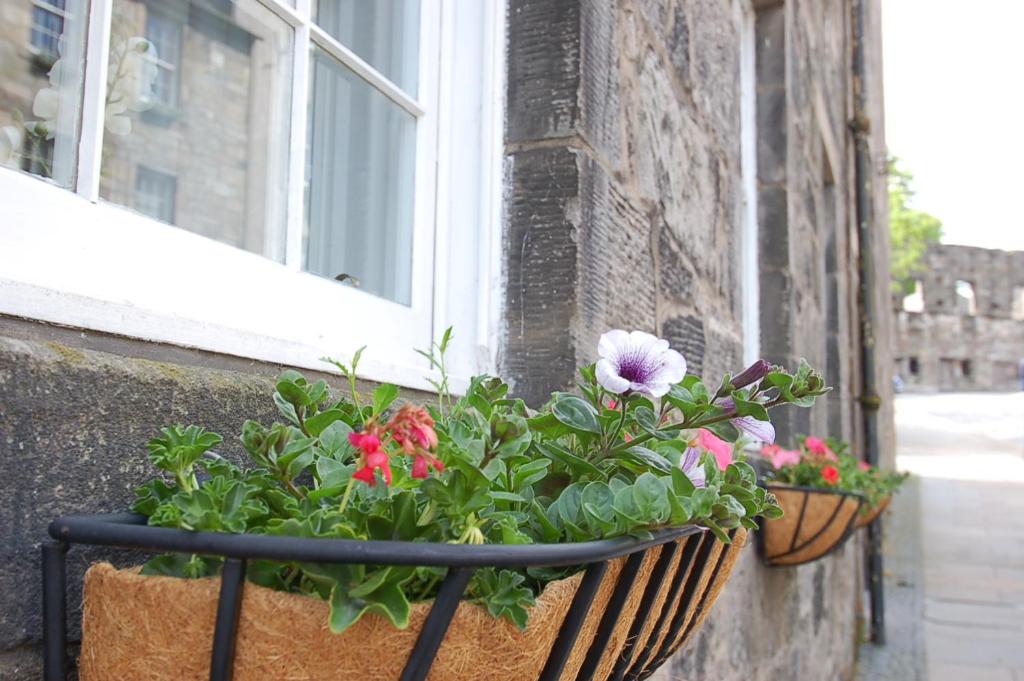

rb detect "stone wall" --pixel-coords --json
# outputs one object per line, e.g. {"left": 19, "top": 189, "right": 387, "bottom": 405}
{"left": 504, "top": 0, "right": 892, "bottom": 679}
{"left": 895, "top": 244, "right": 1024, "bottom": 392}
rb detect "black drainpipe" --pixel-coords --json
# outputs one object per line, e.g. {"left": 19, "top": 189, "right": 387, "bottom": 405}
{"left": 851, "top": 0, "right": 885, "bottom": 645}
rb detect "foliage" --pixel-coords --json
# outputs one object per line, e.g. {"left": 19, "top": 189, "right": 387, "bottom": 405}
{"left": 133, "top": 329, "right": 829, "bottom": 633}
{"left": 761, "top": 436, "right": 908, "bottom": 511}
{"left": 889, "top": 157, "right": 943, "bottom": 295}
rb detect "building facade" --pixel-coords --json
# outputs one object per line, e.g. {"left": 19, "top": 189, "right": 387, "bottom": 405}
{"left": 895, "top": 244, "right": 1024, "bottom": 392}
{"left": 0, "top": 0, "right": 893, "bottom": 678}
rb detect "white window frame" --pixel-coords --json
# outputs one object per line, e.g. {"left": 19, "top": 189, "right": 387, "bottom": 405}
{"left": 738, "top": 0, "right": 760, "bottom": 365}
{"left": 0, "top": 0, "right": 506, "bottom": 393}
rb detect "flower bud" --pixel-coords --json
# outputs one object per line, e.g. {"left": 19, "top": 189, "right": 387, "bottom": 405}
{"left": 731, "top": 359, "right": 772, "bottom": 390}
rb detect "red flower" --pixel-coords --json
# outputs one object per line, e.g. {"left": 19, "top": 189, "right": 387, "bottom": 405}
{"left": 348, "top": 432, "right": 381, "bottom": 454}
{"left": 821, "top": 464, "right": 840, "bottom": 486}
{"left": 348, "top": 428, "right": 392, "bottom": 486}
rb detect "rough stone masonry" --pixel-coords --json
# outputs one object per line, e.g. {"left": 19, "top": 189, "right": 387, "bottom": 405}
{"left": 504, "top": 1, "right": 892, "bottom": 680}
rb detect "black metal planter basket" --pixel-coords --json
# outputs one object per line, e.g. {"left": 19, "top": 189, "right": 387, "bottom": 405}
{"left": 757, "top": 484, "right": 864, "bottom": 567}
{"left": 43, "top": 513, "right": 744, "bottom": 681}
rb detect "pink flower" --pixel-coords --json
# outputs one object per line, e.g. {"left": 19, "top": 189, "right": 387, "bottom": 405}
{"left": 858, "top": 460, "right": 870, "bottom": 471}
{"left": 804, "top": 436, "right": 837, "bottom": 461}
{"left": 761, "top": 444, "right": 800, "bottom": 469}
{"left": 697, "top": 428, "right": 733, "bottom": 470}
{"left": 387, "top": 405, "right": 439, "bottom": 454}
{"left": 411, "top": 453, "right": 444, "bottom": 479}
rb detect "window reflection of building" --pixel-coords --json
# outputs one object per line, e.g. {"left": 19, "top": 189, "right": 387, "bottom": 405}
{"left": 143, "top": 11, "right": 182, "bottom": 108}
{"left": 99, "top": 0, "right": 290, "bottom": 262}
{"left": 134, "top": 165, "right": 177, "bottom": 224}
{"left": 30, "top": 0, "right": 66, "bottom": 57}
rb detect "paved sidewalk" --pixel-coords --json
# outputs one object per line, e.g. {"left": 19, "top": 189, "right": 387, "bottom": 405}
{"left": 860, "top": 392, "right": 1024, "bottom": 681}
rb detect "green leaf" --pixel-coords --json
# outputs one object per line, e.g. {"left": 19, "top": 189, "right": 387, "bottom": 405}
{"left": 273, "top": 392, "right": 301, "bottom": 426}
{"left": 276, "top": 379, "right": 311, "bottom": 408}
{"left": 526, "top": 412, "right": 572, "bottom": 440}
{"left": 531, "top": 500, "right": 560, "bottom": 542}
{"left": 318, "top": 420, "right": 354, "bottom": 459}
{"left": 304, "top": 409, "right": 345, "bottom": 437}
{"left": 133, "top": 478, "right": 177, "bottom": 515}
{"left": 512, "top": 459, "right": 551, "bottom": 491}
{"left": 556, "top": 483, "right": 584, "bottom": 526}
{"left": 472, "top": 568, "right": 534, "bottom": 630}
{"left": 612, "top": 485, "right": 642, "bottom": 525}
{"left": 633, "top": 473, "right": 670, "bottom": 522}
{"left": 619, "top": 446, "right": 672, "bottom": 474}
{"left": 146, "top": 425, "right": 223, "bottom": 476}
{"left": 534, "top": 443, "right": 602, "bottom": 479}
{"left": 550, "top": 395, "right": 602, "bottom": 435}
{"left": 670, "top": 466, "right": 696, "bottom": 497}
{"left": 729, "top": 394, "right": 770, "bottom": 422}
{"left": 581, "top": 482, "right": 616, "bottom": 533}
{"left": 702, "top": 518, "right": 731, "bottom": 543}
{"left": 372, "top": 383, "right": 400, "bottom": 416}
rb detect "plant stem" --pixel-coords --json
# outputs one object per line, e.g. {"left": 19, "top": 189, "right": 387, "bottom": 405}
{"left": 283, "top": 477, "right": 304, "bottom": 500}
{"left": 609, "top": 395, "right": 787, "bottom": 454}
{"left": 416, "top": 574, "right": 441, "bottom": 601}
{"left": 338, "top": 476, "right": 356, "bottom": 513}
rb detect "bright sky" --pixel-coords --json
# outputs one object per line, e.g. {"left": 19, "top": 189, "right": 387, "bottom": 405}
{"left": 882, "top": 0, "right": 1024, "bottom": 251}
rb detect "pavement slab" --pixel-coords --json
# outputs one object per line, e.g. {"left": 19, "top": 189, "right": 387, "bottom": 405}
{"left": 859, "top": 392, "right": 1024, "bottom": 681}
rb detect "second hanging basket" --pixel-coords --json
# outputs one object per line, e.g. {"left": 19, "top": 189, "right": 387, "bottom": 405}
{"left": 759, "top": 484, "right": 863, "bottom": 567}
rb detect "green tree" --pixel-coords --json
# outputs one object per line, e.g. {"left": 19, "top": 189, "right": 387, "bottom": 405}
{"left": 889, "top": 157, "right": 943, "bottom": 294}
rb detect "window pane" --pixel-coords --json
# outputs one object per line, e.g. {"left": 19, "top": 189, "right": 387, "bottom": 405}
{"left": 1, "top": 0, "right": 88, "bottom": 188}
{"left": 313, "top": 0, "right": 419, "bottom": 95}
{"left": 305, "top": 48, "right": 416, "bottom": 305}
{"left": 99, "top": 0, "right": 293, "bottom": 262}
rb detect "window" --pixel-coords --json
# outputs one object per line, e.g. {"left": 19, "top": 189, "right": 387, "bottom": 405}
{"left": 30, "top": 0, "right": 67, "bottom": 57}
{"left": 0, "top": 1, "right": 506, "bottom": 390}
{"left": 955, "top": 280, "right": 977, "bottom": 316}
{"left": 1012, "top": 286, "right": 1024, "bottom": 321}
{"left": 902, "top": 279, "right": 924, "bottom": 313}
{"left": 142, "top": 11, "right": 183, "bottom": 109}
{"left": 961, "top": 360, "right": 972, "bottom": 378}
{"left": 908, "top": 357, "right": 919, "bottom": 376}
{"left": 134, "top": 166, "right": 177, "bottom": 224}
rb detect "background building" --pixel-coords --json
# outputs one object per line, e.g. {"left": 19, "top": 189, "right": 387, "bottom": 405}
{"left": 895, "top": 244, "right": 1024, "bottom": 392}
{"left": 0, "top": 0, "right": 893, "bottom": 678}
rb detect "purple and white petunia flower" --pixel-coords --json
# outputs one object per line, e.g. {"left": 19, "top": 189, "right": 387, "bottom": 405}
{"left": 732, "top": 416, "right": 775, "bottom": 444}
{"left": 595, "top": 330, "right": 687, "bottom": 398}
{"left": 680, "top": 447, "right": 707, "bottom": 488}
{"left": 717, "top": 397, "right": 775, "bottom": 444}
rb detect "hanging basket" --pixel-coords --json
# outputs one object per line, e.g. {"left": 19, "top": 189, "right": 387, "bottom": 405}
{"left": 44, "top": 513, "right": 748, "bottom": 681}
{"left": 854, "top": 495, "right": 891, "bottom": 529}
{"left": 759, "top": 484, "right": 863, "bottom": 567}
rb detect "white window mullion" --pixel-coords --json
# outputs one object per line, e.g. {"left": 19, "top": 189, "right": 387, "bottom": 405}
{"left": 75, "top": 0, "right": 113, "bottom": 200}
{"left": 309, "top": 24, "right": 425, "bottom": 118}
{"left": 284, "top": 18, "right": 311, "bottom": 270}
